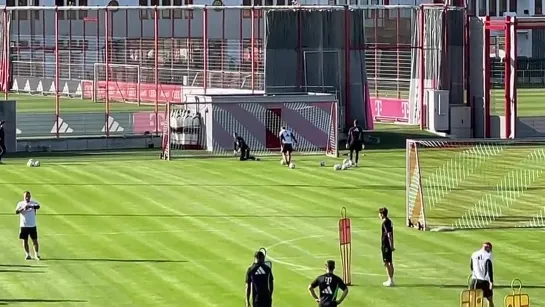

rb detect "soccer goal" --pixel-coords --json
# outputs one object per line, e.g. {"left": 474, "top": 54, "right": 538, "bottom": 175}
{"left": 406, "top": 138, "right": 545, "bottom": 231}
{"left": 92, "top": 63, "right": 141, "bottom": 103}
{"left": 161, "top": 99, "right": 339, "bottom": 159}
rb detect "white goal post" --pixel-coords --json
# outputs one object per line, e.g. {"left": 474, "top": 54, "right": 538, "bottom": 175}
{"left": 161, "top": 98, "right": 339, "bottom": 159}
{"left": 406, "top": 138, "right": 545, "bottom": 231}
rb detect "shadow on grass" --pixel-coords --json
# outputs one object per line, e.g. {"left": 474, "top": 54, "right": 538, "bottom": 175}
{"left": 41, "top": 258, "right": 187, "bottom": 264}
{"left": 356, "top": 124, "right": 445, "bottom": 151}
{"left": 0, "top": 269, "right": 44, "bottom": 274}
{"left": 0, "top": 299, "right": 86, "bottom": 304}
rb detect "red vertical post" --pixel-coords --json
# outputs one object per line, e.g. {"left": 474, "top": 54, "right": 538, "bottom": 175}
{"left": 483, "top": 16, "right": 491, "bottom": 138}
{"left": 250, "top": 7, "right": 255, "bottom": 94}
{"left": 221, "top": 8, "right": 225, "bottom": 88}
{"left": 171, "top": 8, "right": 174, "bottom": 85}
{"left": 465, "top": 13, "right": 470, "bottom": 106}
{"left": 511, "top": 18, "right": 518, "bottom": 138}
{"left": 374, "top": 8, "right": 378, "bottom": 97}
{"left": 3, "top": 8, "right": 9, "bottom": 100}
{"left": 68, "top": 14, "right": 72, "bottom": 80}
{"left": 504, "top": 18, "right": 511, "bottom": 139}
{"left": 83, "top": 13, "right": 86, "bottom": 81}
{"left": 396, "top": 7, "right": 400, "bottom": 98}
{"left": 239, "top": 10, "right": 243, "bottom": 87}
{"left": 203, "top": 7, "right": 208, "bottom": 94}
{"left": 105, "top": 8, "right": 110, "bottom": 137}
{"left": 344, "top": 6, "right": 351, "bottom": 127}
{"left": 42, "top": 8, "right": 46, "bottom": 88}
{"left": 154, "top": 6, "right": 159, "bottom": 134}
{"left": 55, "top": 7, "right": 60, "bottom": 138}
{"left": 419, "top": 8, "right": 425, "bottom": 129}
{"left": 296, "top": 9, "right": 302, "bottom": 89}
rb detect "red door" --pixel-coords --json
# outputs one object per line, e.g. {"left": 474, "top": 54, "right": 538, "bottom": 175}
{"left": 265, "top": 108, "right": 282, "bottom": 149}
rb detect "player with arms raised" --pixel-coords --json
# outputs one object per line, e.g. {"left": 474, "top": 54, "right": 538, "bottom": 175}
{"left": 379, "top": 207, "right": 395, "bottom": 287}
{"left": 15, "top": 191, "right": 41, "bottom": 260}
{"left": 470, "top": 242, "right": 495, "bottom": 307}
{"left": 245, "top": 250, "right": 274, "bottom": 307}
{"left": 308, "top": 260, "right": 349, "bottom": 307}
{"left": 346, "top": 119, "right": 364, "bottom": 166}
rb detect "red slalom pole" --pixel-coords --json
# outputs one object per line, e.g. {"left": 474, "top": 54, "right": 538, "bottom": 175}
{"left": 339, "top": 207, "right": 352, "bottom": 286}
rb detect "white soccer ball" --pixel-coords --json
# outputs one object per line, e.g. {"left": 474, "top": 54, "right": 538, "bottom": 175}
{"left": 341, "top": 164, "right": 347, "bottom": 170}
{"left": 27, "top": 159, "right": 34, "bottom": 167}
{"left": 343, "top": 158, "right": 350, "bottom": 165}
{"left": 289, "top": 163, "right": 295, "bottom": 169}
{"left": 319, "top": 161, "right": 325, "bottom": 167}
{"left": 33, "top": 160, "right": 40, "bottom": 167}
{"left": 334, "top": 164, "right": 341, "bottom": 170}
{"left": 281, "top": 159, "right": 286, "bottom": 166}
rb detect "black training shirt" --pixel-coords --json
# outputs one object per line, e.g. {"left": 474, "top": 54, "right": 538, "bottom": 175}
{"left": 347, "top": 126, "right": 363, "bottom": 145}
{"left": 381, "top": 218, "right": 393, "bottom": 248}
{"left": 310, "top": 273, "right": 347, "bottom": 306}
{"left": 234, "top": 136, "right": 247, "bottom": 151}
{"left": 246, "top": 263, "right": 273, "bottom": 302}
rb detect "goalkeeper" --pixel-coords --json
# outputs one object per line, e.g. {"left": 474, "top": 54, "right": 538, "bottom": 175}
{"left": 346, "top": 119, "right": 364, "bottom": 166}
{"left": 233, "top": 133, "right": 256, "bottom": 161}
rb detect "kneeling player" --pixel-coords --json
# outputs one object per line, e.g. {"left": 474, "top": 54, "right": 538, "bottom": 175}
{"left": 279, "top": 127, "right": 297, "bottom": 166}
{"left": 470, "top": 242, "right": 495, "bottom": 307}
{"left": 233, "top": 133, "right": 256, "bottom": 161}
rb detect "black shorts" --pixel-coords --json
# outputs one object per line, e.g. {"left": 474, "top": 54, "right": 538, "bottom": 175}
{"left": 381, "top": 245, "right": 393, "bottom": 263}
{"left": 319, "top": 302, "right": 338, "bottom": 307}
{"left": 281, "top": 143, "right": 293, "bottom": 153}
{"left": 253, "top": 299, "right": 272, "bottom": 307}
{"left": 349, "top": 143, "right": 363, "bottom": 151}
{"left": 19, "top": 227, "right": 38, "bottom": 240}
{"left": 470, "top": 279, "right": 493, "bottom": 298}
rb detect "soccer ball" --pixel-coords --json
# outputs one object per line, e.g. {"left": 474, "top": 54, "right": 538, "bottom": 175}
{"left": 341, "top": 164, "right": 347, "bottom": 170}
{"left": 289, "top": 163, "right": 295, "bottom": 169}
{"left": 27, "top": 159, "right": 34, "bottom": 167}
{"left": 280, "top": 159, "right": 286, "bottom": 166}
{"left": 33, "top": 160, "right": 40, "bottom": 167}
{"left": 343, "top": 158, "right": 350, "bottom": 165}
{"left": 333, "top": 164, "right": 341, "bottom": 171}
{"left": 319, "top": 161, "right": 325, "bottom": 167}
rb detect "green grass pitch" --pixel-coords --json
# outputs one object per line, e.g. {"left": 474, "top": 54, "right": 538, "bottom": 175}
{"left": 1, "top": 147, "right": 545, "bottom": 307}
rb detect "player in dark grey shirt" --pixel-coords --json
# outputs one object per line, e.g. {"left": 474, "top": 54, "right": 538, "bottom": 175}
{"left": 308, "top": 260, "right": 349, "bottom": 307}
{"left": 245, "top": 251, "right": 273, "bottom": 307}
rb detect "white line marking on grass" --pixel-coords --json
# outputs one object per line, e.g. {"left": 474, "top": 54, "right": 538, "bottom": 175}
{"left": 265, "top": 235, "right": 465, "bottom": 281}
{"left": 42, "top": 227, "right": 291, "bottom": 237}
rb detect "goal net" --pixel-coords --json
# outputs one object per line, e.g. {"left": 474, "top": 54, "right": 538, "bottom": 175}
{"left": 406, "top": 139, "right": 545, "bottom": 231}
{"left": 161, "top": 101, "right": 338, "bottom": 159}
{"left": 92, "top": 63, "right": 140, "bottom": 103}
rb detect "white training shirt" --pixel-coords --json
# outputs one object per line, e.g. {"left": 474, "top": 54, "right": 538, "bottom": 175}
{"left": 279, "top": 129, "right": 294, "bottom": 144}
{"left": 471, "top": 248, "right": 492, "bottom": 281}
{"left": 16, "top": 201, "right": 39, "bottom": 227}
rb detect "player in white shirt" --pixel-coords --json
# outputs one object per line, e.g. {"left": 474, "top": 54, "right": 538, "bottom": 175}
{"left": 279, "top": 127, "right": 297, "bottom": 166}
{"left": 469, "top": 242, "right": 494, "bottom": 307}
{"left": 15, "top": 191, "right": 41, "bottom": 260}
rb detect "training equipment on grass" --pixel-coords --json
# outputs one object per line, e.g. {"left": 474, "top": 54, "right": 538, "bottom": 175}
{"left": 334, "top": 164, "right": 341, "bottom": 171}
{"left": 460, "top": 289, "right": 484, "bottom": 307}
{"left": 289, "top": 163, "right": 295, "bottom": 169}
{"left": 27, "top": 159, "right": 34, "bottom": 167}
{"left": 320, "top": 161, "right": 325, "bottom": 167}
{"left": 161, "top": 100, "right": 338, "bottom": 160}
{"left": 504, "top": 279, "right": 530, "bottom": 307}
{"left": 406, "top": 139, "right": 545, "bottom": 231}
{"left": 339, "top": 207, "right": 352, "bottom": 286}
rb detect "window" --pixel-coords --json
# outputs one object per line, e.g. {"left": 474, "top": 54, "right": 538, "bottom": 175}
{"left": 162, "top": 0, "right": 171, "bottom": 19}
{"left": 509, "top": 0, "right": 516, "bottom": 13}
{"left": 537, "top": 0, "right": 543, "bottom": 15}
{"left": 489, "top": 0, "right": 497, "bottom": 16}
{"left": 173, "top": 0, "right": 183, "bottom": 19}
{"left": 140, "top": 0, "right": 149, "bottom": 19}
{"left": 478, "top": 0, "right": 486, "bottom": 15}
{"left": 8, "top": 0, "right": 40, "bottom": 20}
{"left": 499, "top": 0, "right": 506, "bottom": 15}
{"left": 79, "top": 0, "right": 88, "bottom": 19}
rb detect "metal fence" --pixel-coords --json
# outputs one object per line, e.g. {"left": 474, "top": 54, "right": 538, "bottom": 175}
{"left": 0, "top": 5, "right": 464, "bottom": 137}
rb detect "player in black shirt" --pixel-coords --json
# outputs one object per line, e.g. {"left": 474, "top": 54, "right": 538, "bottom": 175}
{"left": 379, "top": 207, "right": 395, "bottom": 287}
{"left": 245, "top": 251, "right": 274, "bottom": 307}
{"left": 346, "top": 119, "right": 364, "bottom": 166}
{"left": 308, "top": 260, "right": 349, "bottom": 307}
{"left": 233, "top": 132, "right": 256, "bottom": 161}
{"left": 0, "top": 120, "right": 5, "bottom": 164}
